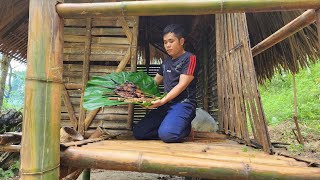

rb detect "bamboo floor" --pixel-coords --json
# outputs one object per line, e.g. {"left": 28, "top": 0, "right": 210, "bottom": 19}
{"left": 60, "top": 137, "right": 320, "bottom": 180}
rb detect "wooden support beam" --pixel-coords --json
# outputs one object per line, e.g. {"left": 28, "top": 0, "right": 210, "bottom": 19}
{"left": 20, "top": 0, "right": 63, "bottom": 179}
{"left": 0, "top": 145, "right": 20, "bottom": 152}
{"left": 79, "top": 18, "right": 92, "bottom": 135}
{"left": 56, "top": 0, "right": 320, "bottom": 18}
{"left": 252, "top": 9, "right": 316, "bottom": 57}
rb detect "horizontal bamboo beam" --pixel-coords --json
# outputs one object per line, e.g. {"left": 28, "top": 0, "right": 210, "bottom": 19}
{"left": 252, "top": 9, "right": 316, "bottom": 57}
{"left": 61, "top": 147, "right": 320, "bottom": 180}
{"left": 56, "top": 0, "right": 320, "bottom": 18}
{"left": 0, "top": 145, "right": 21, "bottom": 152}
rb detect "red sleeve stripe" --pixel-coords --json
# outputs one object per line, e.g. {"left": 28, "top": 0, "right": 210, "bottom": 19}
{"left": 187, "top": 55, "right": 196, "bottom": 75}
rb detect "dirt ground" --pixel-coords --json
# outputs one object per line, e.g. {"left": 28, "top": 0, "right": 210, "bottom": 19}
{"left": 77, "top": 169, "right": 185, "bottom": 180}
{"left": 268, "top": 120, "right": 320, "bottom": 161}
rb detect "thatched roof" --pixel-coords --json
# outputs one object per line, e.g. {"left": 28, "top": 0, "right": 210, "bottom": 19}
{"left": 247, "top": 11, "right": 319, "bottom": 82}
{"left": 0, "top": 0, "right": 319, "bottom": 81}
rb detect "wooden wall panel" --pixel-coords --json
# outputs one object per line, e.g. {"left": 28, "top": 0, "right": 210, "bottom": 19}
{"left": 62, "top": 15, "right": 139, "bottom": 133}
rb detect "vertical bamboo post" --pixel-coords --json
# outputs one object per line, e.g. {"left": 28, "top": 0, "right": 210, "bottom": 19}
{"left": 20, "top": 0, "right": 63, "bottom": 179}
{"left": 79, "top": 18, "right": 92, "bottom": 135}
{"left": 127, "top": 17, "right": 139, "bottom": 130}
{"left": 292, "top": 74, "right": 304, "bottom": 144}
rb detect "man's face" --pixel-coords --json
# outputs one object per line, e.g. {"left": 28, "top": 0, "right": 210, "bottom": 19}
{"left": 163, "top": 32, "right": 184, "bottom": 59}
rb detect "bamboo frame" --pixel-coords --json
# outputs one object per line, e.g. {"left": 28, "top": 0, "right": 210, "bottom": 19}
{"left": 20, "top": 0, "right": 63, "bottom": 179}
{"left": 56, "top": 0, "right": 320, "bottom": 18}
{"left": 60, "top": 147, "right": 320, "bottom": 180}
{"left": 252, "top": 9, "right": 317, "bottom": 57}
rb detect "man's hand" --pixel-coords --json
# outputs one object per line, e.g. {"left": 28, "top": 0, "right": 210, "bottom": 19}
{"left": 146, "top": 99, "right": 165, "bottom": 109}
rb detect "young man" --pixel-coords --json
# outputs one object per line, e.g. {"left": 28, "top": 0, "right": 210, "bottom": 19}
{"left": 133, "top": 24, "right": 198, "bottom": 143}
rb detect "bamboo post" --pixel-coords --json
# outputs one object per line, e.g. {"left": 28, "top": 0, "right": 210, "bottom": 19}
{"left": 252, "top": 9, "right": 316, "bottom": 57}
{"left": 79, "top": 18, "right": 92, "bottom": 135}
{"left": 56, "top": 1, "right": 320, "bottom": 18}
{"left": 20, "top": 0, "right": 63, "bottom": 179}
{"left": 292, "top": 74, "right": 304, "bottom": 144}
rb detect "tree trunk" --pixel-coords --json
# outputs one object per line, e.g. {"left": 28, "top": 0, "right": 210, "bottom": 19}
{"left": 0, "top": 55, "right": 11, "bottom": 111}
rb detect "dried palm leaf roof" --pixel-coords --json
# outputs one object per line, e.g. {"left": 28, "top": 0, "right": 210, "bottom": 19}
{"left": 0, "top": 0, "right": 319, "bottom": 81}
{"left": 247, "top": 11, "right": 319, "bottom": 82}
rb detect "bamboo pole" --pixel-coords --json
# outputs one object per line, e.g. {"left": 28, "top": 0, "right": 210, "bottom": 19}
{"left": 20, "top": 0, "right": 63, "bottom": 179}
{"left": 62, "top": 85, "right": 78, "bottom": 129}
{"left": 78, "top": 18, "right": 92, "bottom": 135}
{"left": 317, "top": 9, "right": 320, "bottom": 49}
{"left": 56, "top": 0, "right": 320, "bottom": 18}
{"left": 292, "top": 74, "right": 304, "bottom": 144}
{"left": 60, "top": 147, "right": 320, "bottom": 180}
{"left": 252, "top": 9, "right": 316, "bottom": 57}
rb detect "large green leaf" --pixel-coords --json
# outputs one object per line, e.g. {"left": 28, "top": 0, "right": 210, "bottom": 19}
{"left": 83, "top": 71, "right": 161, "bottom": 110}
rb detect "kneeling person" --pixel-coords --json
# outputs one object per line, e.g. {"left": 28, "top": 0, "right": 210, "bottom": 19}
{"left": 133, "top": 24, "right": 199, "bottom": 143}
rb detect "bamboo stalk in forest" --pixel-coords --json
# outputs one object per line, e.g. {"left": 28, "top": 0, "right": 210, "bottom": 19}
{"left": 56, "top": 0, "right": 320, "bottom": 18}
{"left": 20, "top": 0, "right": 63, "bottom": 179}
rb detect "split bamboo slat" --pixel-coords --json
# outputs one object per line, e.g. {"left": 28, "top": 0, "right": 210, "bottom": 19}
{"left": 216, "top": 13, "right": 271, "bottom": 153}
{"left": 20, "top": 0, "right": 63, "bottom": 179}
{"left": 62, "top": 15, "right": 139, "bottom": 133}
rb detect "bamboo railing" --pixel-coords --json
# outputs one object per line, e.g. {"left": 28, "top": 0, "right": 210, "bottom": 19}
{"left": 20, "top": 0, "right": 63, "bottom": 179}
{"left": 56, "top": 0, "right": 320, "bottom": 18}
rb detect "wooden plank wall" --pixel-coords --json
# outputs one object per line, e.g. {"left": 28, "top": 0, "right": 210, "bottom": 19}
{"left": 61, "top": 16, "right": 139, "bottom": 136}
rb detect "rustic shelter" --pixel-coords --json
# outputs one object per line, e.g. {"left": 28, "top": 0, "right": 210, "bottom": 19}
{"left": 0, "top": 0, "right": 320, "bottom": 179}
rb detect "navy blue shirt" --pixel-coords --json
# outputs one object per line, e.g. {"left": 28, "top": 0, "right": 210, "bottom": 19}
{"left": 158, "top": 52, "right": 198, "bottom": 106}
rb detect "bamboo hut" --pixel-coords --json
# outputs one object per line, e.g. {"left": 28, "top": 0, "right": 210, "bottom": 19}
{"left": 0, "top": 0, "right": 320, "bottom": 179}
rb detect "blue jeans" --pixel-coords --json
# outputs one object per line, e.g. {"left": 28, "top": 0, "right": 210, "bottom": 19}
{"left": 133, "top": 102, "right": 196, "bottom": 143}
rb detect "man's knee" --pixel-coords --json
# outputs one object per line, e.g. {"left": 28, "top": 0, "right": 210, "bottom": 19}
{"left": 133, "top": 126, "right": 145, "bottom": 140}
{"left": 158, "top": 127, "right": 183, "bottom": 143}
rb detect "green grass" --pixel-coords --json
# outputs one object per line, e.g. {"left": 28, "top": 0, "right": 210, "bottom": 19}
{"left": 259, "top": 61, "right": 320, "bottom": 130}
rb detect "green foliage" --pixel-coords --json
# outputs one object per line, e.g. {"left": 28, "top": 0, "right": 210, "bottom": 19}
{"left": 288, "top": 144, "right": 304, "bottom": 153}
{"left": 259, "top": 62, "right": 320, "bottom": 127}
{"left": 2, "top": 71, "right": 25, "bottom": 111}
{"left": 84, "top": 71, "right": 161, "bottom": 110}
{"left": 0, "top": 160, "right": 19, "bottom": 179}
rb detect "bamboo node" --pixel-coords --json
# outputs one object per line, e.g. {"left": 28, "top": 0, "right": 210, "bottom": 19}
{"left": 20, "top": 163, "right": 60, "bottom": 175}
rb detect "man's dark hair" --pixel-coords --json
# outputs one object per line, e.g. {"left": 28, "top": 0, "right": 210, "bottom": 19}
{"left": 163, "top": 24, "right": 187, "bottom": 39}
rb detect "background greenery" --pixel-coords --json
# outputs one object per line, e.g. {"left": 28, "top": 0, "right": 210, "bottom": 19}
{"left": 259, "top": 61, "right": 320, "bottom": 131}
